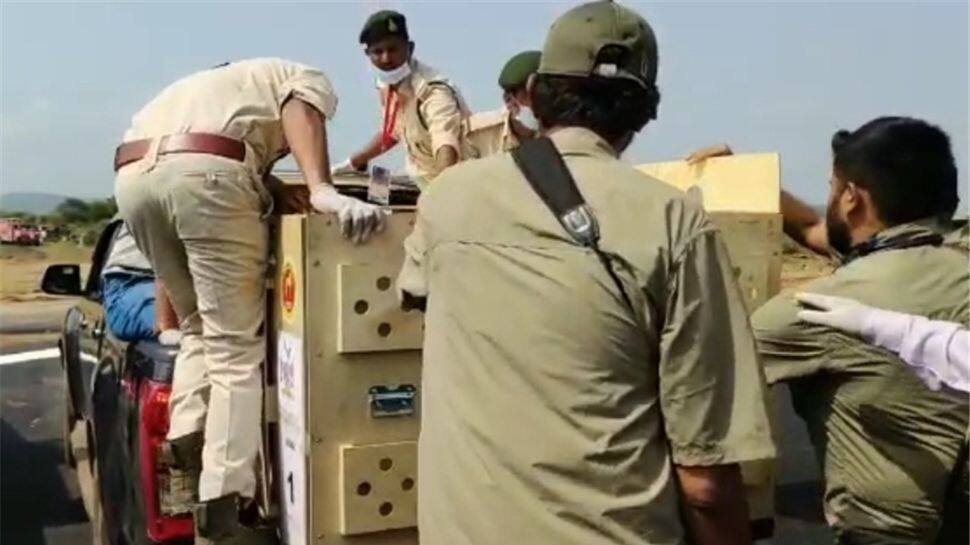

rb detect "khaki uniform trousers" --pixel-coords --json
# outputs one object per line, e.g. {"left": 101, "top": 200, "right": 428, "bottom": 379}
{"left": 115, "top": 153, "right": 269, "bottom": 501}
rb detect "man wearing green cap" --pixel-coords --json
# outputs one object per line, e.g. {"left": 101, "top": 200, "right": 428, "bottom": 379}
{"left": 397, "top": 2, "right": 775, "bottom": 544}
{"left": 465, "top": 50, "right": 541, "bottom": 157}
{"left": 333, "top": 10, "right": 470, "bottom": 189}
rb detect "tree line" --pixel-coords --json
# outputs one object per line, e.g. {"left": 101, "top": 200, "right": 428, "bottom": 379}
{"left": 1, "top": 197, "right": 118, "bottom": 245}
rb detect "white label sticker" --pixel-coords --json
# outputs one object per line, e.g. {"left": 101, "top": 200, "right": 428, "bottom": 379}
{"left": 277, "top": 332, "right": 306, "bottom": 545}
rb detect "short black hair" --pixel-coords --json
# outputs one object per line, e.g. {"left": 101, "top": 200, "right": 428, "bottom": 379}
{"left": 531, "top": 74, "right": 660, "bottom": 144}
{"left": 531, "top": 45, "right": 660, "bottom": 144}
{"left": 831, "top": 116, "right": 959, "bottom": 225}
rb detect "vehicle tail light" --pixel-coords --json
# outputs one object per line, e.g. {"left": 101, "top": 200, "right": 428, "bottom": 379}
{"left": 138, "top": 379, "right": 193, "bottom": 542}
{"left": 143, "top": 387, "right": 170, "bottom": 437}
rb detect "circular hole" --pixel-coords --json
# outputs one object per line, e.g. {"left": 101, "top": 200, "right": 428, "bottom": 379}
{"left": 379, "top": 502, "right": 394, "bottom": 517}
{"left": 401, "top": 478, "right": 414, "bottom": 491}
{"left": 376, "top": 276, "right": 392, "bottom": 291}
{"left": 377, "top": 323, "right": 392, "bottom": 337}
{"left": 379, "top": 457, "right": 393, "bottom": 471}
{"left": 354, "top": 300, "right": 369, "bottom": 315}
{"left": 357, "top": 482, "right": 372, "bottom": 496}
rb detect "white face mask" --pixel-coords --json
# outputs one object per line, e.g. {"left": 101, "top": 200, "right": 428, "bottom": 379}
{"left": 515, "top": 104, "right": 539, "bottom": 131}
{"left": 374, "top": 61, "right": 412, "bottom": 87}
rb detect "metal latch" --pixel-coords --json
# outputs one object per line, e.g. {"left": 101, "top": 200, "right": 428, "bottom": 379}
{"left": 368, "top": 385, "right": 416, "bottom": 418}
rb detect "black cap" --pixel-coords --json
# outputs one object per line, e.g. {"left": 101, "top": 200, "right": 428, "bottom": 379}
{"left": 359, "top": 10, "right": 409, "bottom": 45}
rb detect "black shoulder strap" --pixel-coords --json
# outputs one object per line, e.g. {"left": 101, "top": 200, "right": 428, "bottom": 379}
{"left": 512, "top": 137, "right": 633, "bottom": 310}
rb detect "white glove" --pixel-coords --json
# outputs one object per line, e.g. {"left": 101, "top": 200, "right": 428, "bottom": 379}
{"left": 309, "top": 185, "right": 387, "bottom": 244}
{"left": 795, "top": 292, "right": 915, "bottom": 350}
{"left": 795, "top": 293, "right": 874, "bottom": 337}
{"left": 795, "top": 293, "right": 931, "bottom": 387}
{"left": 158, "top": 329, "right": 183, "bottom": 346}
{"left": 795, "top": 293, "right": 944, "bottom": 390}
{"left": 331, "top": 158, "right": 364, "bottom": 177}
{"left": 796, "top": 292, "right": 970, "bottom": 392}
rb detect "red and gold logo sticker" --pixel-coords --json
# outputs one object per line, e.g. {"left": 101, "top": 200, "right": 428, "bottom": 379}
{"left": 281, "top": 259, "right": 297, "bottom": 323}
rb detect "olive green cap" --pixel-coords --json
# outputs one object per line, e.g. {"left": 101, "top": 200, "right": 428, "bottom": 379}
{"left": 498, "top": 50, "right": 541, "bottom": 92}
{"left": 538, "top": 0, "right": 658, "bottom": 88}
{"left": 359, "top": 10, "right": 409, "bottom": 45}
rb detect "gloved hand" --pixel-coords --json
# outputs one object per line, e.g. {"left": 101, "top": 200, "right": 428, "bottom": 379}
{"left": 309, "top": 185, "right": 387, "bottom": 244}
{"left": 331, "top": 158, "right": 365, "bottom": 177}
{"left": 796, "top": 292, "right": 958, "bottom": 392}
{"left": 795, "top": 293, "right": 872, "bottom": 337}
{"left": 158, "top": 329, "right": 183, "bottom": 346}
{"left": 795, "top": 292, "right": 918, "bottom": 354}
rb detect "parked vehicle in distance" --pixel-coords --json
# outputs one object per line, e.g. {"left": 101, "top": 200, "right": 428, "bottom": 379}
{"left": 1, "top": 217, "right": 46, "bottom": 245}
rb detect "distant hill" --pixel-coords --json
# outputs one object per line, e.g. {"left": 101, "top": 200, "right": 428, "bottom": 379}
{"left": 0, "top": 192, "right": 68, "bottom": 215}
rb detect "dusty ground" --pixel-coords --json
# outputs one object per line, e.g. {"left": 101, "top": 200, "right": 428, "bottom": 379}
{"left": 0, "top": 243, "right": 92, "bottom": 351}
{"left": 0, "top": 242, "right": 92, "bottom": 302}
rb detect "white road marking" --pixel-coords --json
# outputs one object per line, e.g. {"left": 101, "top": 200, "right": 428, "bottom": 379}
{"left": 0, "top": 348, "right": 61, "bottom": 366}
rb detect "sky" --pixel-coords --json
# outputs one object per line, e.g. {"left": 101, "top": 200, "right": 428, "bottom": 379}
{"left": 1, "top": 0, "right": 967, "bottom": 210}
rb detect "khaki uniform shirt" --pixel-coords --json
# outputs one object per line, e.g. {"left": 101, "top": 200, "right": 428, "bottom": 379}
{"left": 752, "top": 220, "right": 969, "bottom": 544}
{"left": 398, "top": 127, "right": 776, "bottom": 545}
{"left": 464, "top": 107, "right": 520, "bottom": 157}
{"left": 102, "top": 220, "right": 152, "bottom": 278}
{"left": 123, "top": 58, "right": 337, "bottom": 175}
{"left": 385, "top": 59, "right": 470, "bottom": 185}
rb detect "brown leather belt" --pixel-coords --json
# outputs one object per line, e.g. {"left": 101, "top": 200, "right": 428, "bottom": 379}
{"left": 114, "top": 133, "right": 246, "bottom": 172}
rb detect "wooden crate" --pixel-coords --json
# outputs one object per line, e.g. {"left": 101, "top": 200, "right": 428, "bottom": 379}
{"left": 273, "top": 211, "right": 421, "bottom": 545}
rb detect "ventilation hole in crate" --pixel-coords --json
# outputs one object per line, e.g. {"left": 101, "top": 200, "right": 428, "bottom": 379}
{"left": 379, "top": 457, "right": 393, "bottom": 471}
{"left": 357, "top": 482, "right": 372, "bottom": 496}
{"left": 379, "top": 502, "right": 394, "bottom": 516}
{"left": 378, "top": 323, "right": 392, "bottom": 337}
{"left": 376, "top": 276, "right": 392, "bottom": 291}
{"left": 354, "top": 300, "right": 369, "bottom": 315}
{"left": 401, "top": 478, "right": 415, "bottom": 491}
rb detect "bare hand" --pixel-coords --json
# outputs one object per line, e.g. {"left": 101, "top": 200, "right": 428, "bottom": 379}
{"left": 685, "top": 143, "right": 733, "bottom": 165}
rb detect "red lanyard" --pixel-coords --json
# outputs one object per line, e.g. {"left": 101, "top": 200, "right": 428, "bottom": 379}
{"left": 381, "top": 89, "right": 401, "bottom": 152}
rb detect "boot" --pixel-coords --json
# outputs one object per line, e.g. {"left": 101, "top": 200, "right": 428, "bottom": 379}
{"left": 159, "top": 431, "right": 203, "bottom": 515}
{"left": 194, "top": 493, "right": 278, "bottom": 545}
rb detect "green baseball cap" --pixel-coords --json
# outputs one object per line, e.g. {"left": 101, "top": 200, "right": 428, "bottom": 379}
{"left": 359, "top": 10, "right": 409, "bottom": 45}
{"left": 538, "top": 0, "right": 658, "bottom": 88}
{"left": 498, "top": 50, "right": 542, "bottom": 92}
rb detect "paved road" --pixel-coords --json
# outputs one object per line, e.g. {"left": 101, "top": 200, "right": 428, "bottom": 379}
{"left": 0, "top": 300, "right": 74, "bottom": 335}
{"left": 1, "top": 343, "right": 92, "bottom": 545}
{"left": 0, "top": 333, "right": 830, "bottom": 545}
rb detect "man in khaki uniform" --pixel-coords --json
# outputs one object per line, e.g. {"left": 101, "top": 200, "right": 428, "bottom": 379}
{"left": 115, "top": 58, "right": 386, "bottom": 544}
{"left": 332, "top": 10, "right": 470, "bottom": 188}
{"left": 465, "top": 50, "right": 541, "bottom": 157}
{"left": 397, "top": 3, "right": 775, "bottom": 544}
{"left": 749, "top": 117, "right": 968, "bottom": 544}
